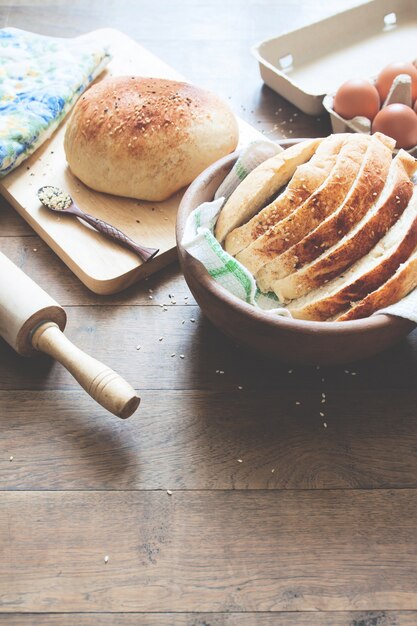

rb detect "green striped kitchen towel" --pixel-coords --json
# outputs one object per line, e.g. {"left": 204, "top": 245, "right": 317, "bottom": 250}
{"left": 181, "top": 140, "right": 291, "bottom": 315}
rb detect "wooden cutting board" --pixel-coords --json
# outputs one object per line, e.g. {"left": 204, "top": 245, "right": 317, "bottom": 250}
{"left": 0, "top": 28, "right": 263, "bottom": 295}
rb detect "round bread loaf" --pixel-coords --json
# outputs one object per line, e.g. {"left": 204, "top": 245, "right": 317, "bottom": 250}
{"left": 64, "top": 76, "right": 239, "bottom": 201}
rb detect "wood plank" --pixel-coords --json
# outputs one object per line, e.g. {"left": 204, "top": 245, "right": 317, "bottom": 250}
{"left": 0, "top": 236, "right": 195, "bottom": 306}
{"left": 0, "top": 304, "right": 415, "bottom": 391}
{"left": 2, "top": 490, "right": 417, "bottom": 612}
{"left": 0, "top": 611, "right": 414, "bottom": 625}
{"left": 3, "top": 389, "right": 417, "bottom": 490}
{"left": 0, "top": 198, "right": 33, "bottom": 236}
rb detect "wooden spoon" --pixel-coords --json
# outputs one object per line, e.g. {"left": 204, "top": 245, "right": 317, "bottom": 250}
{"left": 37, "top": 185, "right": 159, "bottom": 262}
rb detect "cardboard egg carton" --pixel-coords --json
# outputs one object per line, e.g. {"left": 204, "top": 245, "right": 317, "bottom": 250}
{"left": 252, "top": 0, "right": 417, "bottom": 116}
{"left": 323, "top": 74, "right": 417, "bottom": 157}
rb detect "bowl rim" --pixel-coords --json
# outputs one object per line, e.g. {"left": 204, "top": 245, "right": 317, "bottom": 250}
{"left": 176, "top": 139, "right": 416, "bottom": 337}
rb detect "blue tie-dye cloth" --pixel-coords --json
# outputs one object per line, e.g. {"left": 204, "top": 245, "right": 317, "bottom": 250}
{"left": 0, "top": 28, "right": 111, "bottom": 176}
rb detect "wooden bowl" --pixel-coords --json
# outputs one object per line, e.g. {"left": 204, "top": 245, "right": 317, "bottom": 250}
{"left": 176, "top": 142, "right": 416, "bottom": 365}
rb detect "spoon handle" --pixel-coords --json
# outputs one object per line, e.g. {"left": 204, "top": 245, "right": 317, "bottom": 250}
{"left": 76, "top": 211, "right": 159, "bottom": 262}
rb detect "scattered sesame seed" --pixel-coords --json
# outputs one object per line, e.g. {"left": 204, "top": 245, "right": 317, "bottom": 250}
{"left": 288, "top": 369, "right": 293, "bottom": 374}
{"left": 179, "top": 354, "right": 185, "bottom": 359}
{"left": 295, "top": 401, "right": 300, "bottom": 405}
{"left": 271, "top": 468, "right": 275, "bottom": 473}
{"left": 136, "top": 345, "right": 141, "bottom": 350}
{"left": 9, "top": 456, "right": 13, "bottom": 461}
{"left": 171, "top": 300, "right": 176, "bottom": 304}
{"left": 322, "top": 392, "right": 326, "bottom": 398}
{"left": 163, "top": 307, "right": 168, "bottom": 311}
{"left": 320, "top": 412, "right": 325, "bottom": 417}
{"left": 344, "top": 369, "right": 350, "bottom": 374}
{"left": 167, "top": 489, "right": 172, "bottom": 495}
{"left": 148, "top": 289, "right": 153, "bottom": 293}
{"left": 149, "top": 295, "right": 153, "bottom": 300}
{"left": 190, "top": 318, "right": 195, "bottom": 323}
{"left": 351, "top": 372, "right": 357, "bottom": 376}
{"left": 171, "top": 353, "right": 176, "bottom": 357}
{"left": 33, "top": 248, "right": 37, "bottom": 252}
{"left": 237, "top": 459, "right": 243, "bottom": 463}
{"left": 238, "top": 385, "right": 243, "bottom": 390}
{"left": 323, "top": 422, "right": 328, "bottom": 428}
{"left": 159, "top": 337, "right": 163, "bottom": 341}
{"left": 104, "top": 555, "right": 109, "bottom": 564}
{"left": 181, "top": 320, "right": 185, "bottom": 324}
{"left": 219, "top": 370, "right": 224, "bottom": 375}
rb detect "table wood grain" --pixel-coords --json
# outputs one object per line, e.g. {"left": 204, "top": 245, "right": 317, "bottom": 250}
{"left": 1, "top": 1, "right": 416, "bottom": 624}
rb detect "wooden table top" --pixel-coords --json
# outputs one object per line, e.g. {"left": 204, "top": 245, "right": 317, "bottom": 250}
{"left": 1, "top": 1, "right": 417, "bottom": 624}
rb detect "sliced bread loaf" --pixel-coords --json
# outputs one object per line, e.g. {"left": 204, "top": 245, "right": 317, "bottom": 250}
{"left": 288, "top": 189, "right": 417, "bottom": 321}
{"left": 272, "top": 149, "right": 416, "bottom": 302}
{"left": 215, "top": 137, "right": 322, "bottom": 243}
{"left": 235, "top": 134, "right": 373, "bottom": 276}
{"left": 225, "top": 134, "right": 346, "bottom": 257}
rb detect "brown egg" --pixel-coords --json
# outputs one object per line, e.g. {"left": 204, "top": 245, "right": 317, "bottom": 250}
{"left": 372, "top": 104, "right": 417, "bottom": 149}
{"left": 376, "top": 61, "right": 417, "bottom": 103}
{"left": 333, "top": 79, "right": 380, "bottom": 120}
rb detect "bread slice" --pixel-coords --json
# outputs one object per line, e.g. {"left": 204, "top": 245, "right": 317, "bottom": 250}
{"left": 214, "top": 137, "right": 322, "bottom": 243}
{"left": 272, "top": 149, "right": 415, "bottom": 302}
{"left": 225, "top": 134, "right": 347, "bottom": 257}
{"left": 337, "top": 249, "right": 417, "bottom": 321}
{"left": 288, "top": 189, "right": 417, "bottom": 321}
{"left": 235, "top": 133, "right": 374, "bottom": 276}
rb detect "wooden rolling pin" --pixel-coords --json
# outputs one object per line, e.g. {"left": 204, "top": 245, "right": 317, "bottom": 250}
{"left": 0, "top": 251, "right": 140, "bottom": 418}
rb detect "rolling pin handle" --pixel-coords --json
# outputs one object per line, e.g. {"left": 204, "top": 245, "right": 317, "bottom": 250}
{"left": 31, "top": 322, "right": 140, "bottom": 418}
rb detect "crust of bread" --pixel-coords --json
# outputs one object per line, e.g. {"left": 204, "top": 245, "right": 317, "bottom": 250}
{"left": 214, "top": 137, "right": 322, "bottom": 243}
{"left": 273, "top": 149, "right": 415, "bottom": 302}
{"left": 236, "top": 134, "right": 374, "bottom": 276}
{"left": 288, "top": 192, "right": 417, "bottom": 321}
{"left": 337, "top": 251, "right": 417, "bottom": 321}
{"left": 224, "top": 134, "right": 346, "bottom": 256}
{"left": 64, "top": 76, "right": 239, "bottom": 201}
